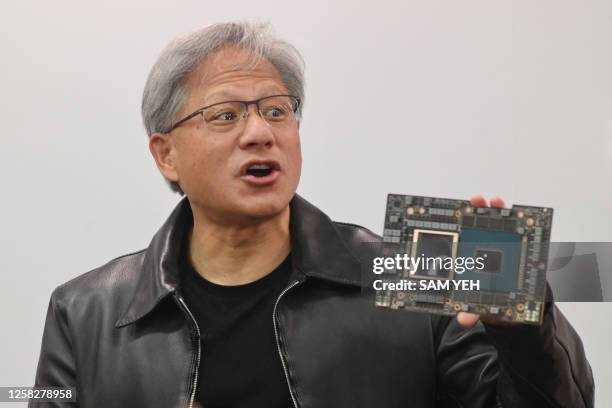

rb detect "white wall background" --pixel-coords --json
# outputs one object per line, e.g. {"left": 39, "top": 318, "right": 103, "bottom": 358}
{"left": 1, "top": 0, "right": 610, "bottom": 406}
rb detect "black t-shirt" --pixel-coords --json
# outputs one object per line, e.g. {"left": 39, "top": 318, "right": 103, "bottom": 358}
{"left": 178, "top": 243, "right": 293, "bottom": 408}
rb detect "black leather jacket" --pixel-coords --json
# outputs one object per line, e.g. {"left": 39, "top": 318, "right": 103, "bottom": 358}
{"left": 31, "top": 195, "right": 594, "bottom": 407}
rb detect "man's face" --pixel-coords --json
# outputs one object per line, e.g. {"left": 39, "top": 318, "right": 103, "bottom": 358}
{"left": 152, "top": 47, "right": 302, "bottom": 222}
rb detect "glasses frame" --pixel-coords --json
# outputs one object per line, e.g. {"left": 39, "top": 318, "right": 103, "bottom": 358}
{"left": 167, "top": 94, "right": 301, "bottom": 133}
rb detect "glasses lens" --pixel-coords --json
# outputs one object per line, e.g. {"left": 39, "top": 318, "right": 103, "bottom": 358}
{"left": 259, "top": 96, "right": 299, "bottom": 125}
{"left": 202, "top": 102, "right": 246, "bottom": 132}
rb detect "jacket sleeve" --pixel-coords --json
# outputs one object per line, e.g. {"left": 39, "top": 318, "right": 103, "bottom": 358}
{"left": 30, "top": 287, "right": 78, "bottom": 408}
{"left": 434, "top": 302, "right": 594, "bottom": 408}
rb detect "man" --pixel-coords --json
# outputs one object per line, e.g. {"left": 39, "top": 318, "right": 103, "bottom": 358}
{"left": 31, "top": 21, "right": 594, "bottom": 407}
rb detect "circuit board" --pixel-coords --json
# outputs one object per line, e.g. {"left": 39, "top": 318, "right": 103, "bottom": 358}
{"left": 375, "top": 194, "right": 553, "bottom": 325}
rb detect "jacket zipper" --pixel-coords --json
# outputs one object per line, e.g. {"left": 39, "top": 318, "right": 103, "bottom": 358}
{"left": 175, "top": 295, "right": 202, "bottom": 408}
{"left": 273, "top": 279, "right": 303, "bottom": 408}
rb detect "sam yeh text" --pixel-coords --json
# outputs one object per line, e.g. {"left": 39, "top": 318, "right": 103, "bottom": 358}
{"left": 373, "top": 279, "right": 480, "bottom": 291}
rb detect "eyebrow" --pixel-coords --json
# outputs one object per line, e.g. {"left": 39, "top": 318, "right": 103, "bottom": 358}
{"left": 204, "top": 91, "right": 235, "bottom": 103}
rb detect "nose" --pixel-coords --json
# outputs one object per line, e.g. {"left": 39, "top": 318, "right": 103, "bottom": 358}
{"left": 237, "top": 103, "right": 275, "bottom": 150}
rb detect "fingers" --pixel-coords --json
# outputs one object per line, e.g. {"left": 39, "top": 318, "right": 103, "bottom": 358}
{"left": 489, "top": 196, "right": 506, "bottom": 208}
{"left": 470, "top": 195, "right": 487, "bottom": 208}
{"left": 456, "top": 311, "right": 480, "bottom": 328}
{"left": 470, "top": 195, "right": 506, "bottom": 208}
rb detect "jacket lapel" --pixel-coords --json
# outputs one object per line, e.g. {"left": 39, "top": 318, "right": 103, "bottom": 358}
{"left": 289, "top": 195, "right": 363, "bottom": 286}
{"left": 115, "top": 199, "right": 191, "bottom": 327}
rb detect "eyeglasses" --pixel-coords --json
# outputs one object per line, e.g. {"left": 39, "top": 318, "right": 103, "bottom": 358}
{"left": 168, "top": 94, "right": 300, "bottom": 133}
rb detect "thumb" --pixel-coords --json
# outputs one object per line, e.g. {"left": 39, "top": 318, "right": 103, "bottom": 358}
{"left": 456, "top": 311, "right": 480, "bottom": 328}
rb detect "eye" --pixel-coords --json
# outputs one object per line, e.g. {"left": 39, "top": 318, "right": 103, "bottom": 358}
{"left": 203, "top": 106, "right": 241, "bottom": 124}
{"left": 215, "top": 111, "right": 238, "bottom": 121}
{"left": 263, "top": 106, "right": 288, "bottom": 120}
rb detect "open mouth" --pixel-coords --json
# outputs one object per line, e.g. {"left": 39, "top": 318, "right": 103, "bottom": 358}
{"left": 243, "top": 161, "right": 280, "bottom": 179}
{"left": 246, "top": 163, "right": 274, "bottom": 178}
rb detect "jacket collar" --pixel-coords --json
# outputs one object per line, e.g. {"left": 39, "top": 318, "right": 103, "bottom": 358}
{"left": 116, "top": 194, "right": 362, "bottom": 327}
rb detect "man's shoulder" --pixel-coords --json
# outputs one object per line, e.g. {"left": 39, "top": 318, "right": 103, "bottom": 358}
{"left": 50, "top": 249, "right": 147, "bottom": 312}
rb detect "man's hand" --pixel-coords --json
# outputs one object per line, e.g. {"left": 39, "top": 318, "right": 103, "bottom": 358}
{"left": 455, "top": 195, "right": 516, "bottom": 329}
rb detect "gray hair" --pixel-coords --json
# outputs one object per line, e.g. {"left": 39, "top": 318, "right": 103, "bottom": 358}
{"left": 141, "top": 21, "right": 306, "bottom": 194}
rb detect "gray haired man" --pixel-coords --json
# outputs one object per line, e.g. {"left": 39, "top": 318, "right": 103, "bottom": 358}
{"left": 31, "top": 22, "right": 594, "bottom": 408}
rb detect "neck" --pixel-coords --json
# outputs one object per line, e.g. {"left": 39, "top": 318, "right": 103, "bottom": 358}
{"left": 187, "top": 204, "right": 291, "bottom": 286}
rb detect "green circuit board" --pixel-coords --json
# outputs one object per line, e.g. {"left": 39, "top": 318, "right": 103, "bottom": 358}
{"left": 375, "top": 194, "right": 553, "bottom": 325}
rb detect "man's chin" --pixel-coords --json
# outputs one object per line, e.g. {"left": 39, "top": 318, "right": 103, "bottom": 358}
{"left": 237, "top": 195, "right": 292, "bottom": 221}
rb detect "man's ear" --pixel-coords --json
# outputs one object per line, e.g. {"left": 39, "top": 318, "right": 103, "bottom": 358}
{"left": 149, "top": 132, "right": 180, "bottom": 184}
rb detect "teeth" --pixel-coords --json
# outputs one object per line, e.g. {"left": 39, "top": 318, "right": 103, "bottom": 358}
{"left": 249, "top": 164, "right": 271, "bottom": 170}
